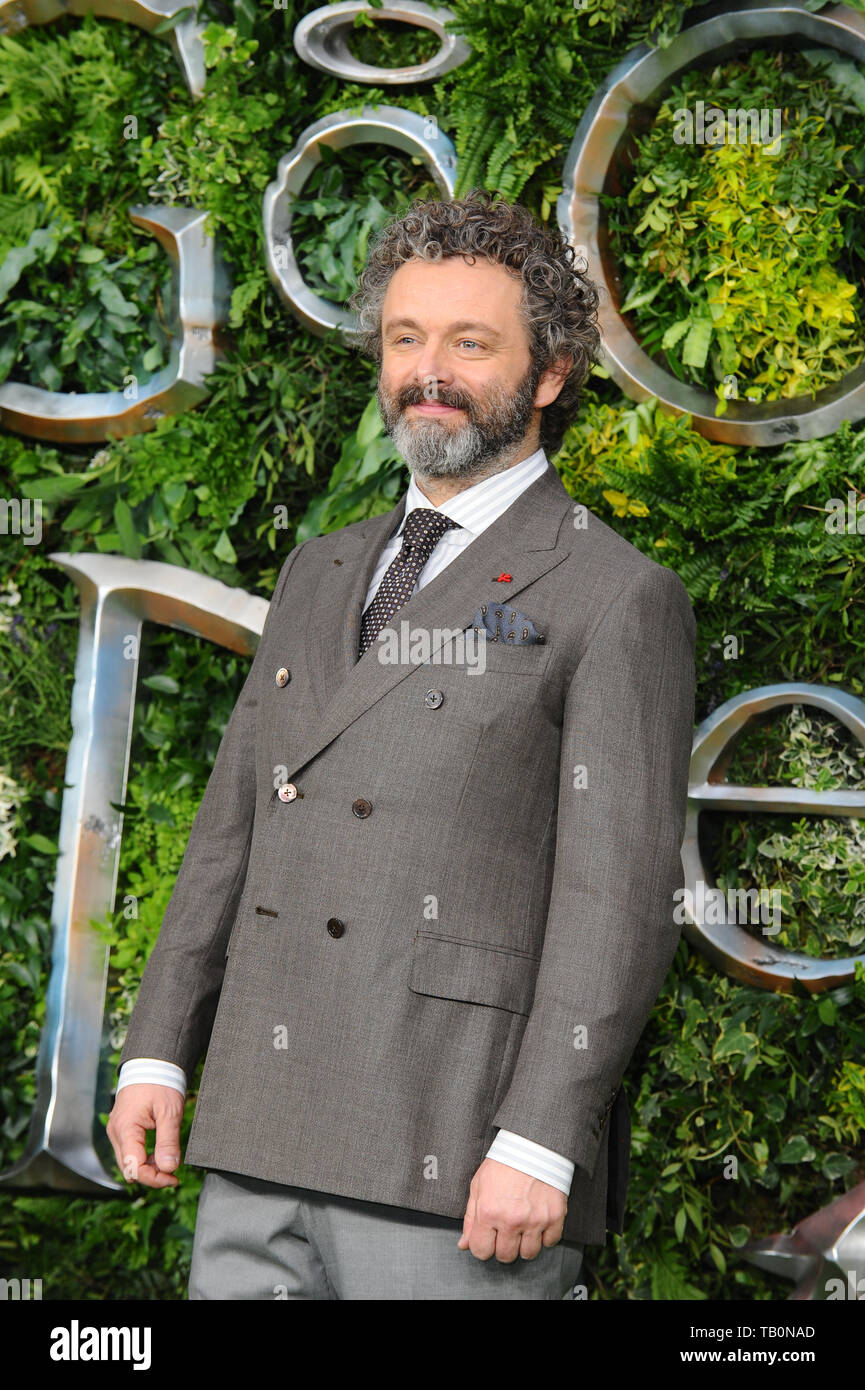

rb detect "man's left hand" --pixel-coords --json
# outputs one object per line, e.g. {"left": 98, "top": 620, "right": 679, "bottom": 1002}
{"left": 458, "top": 1157, "right": 567, "bottom": 1262}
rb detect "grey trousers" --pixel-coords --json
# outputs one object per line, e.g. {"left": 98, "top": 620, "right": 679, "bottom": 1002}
{"left": 188, "top": 1170, "right": 586, "bottom": 1301}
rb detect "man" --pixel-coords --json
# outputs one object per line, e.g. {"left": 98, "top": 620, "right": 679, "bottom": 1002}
{"left": 106, "top": 188, "right": 696, "bottom": 1300}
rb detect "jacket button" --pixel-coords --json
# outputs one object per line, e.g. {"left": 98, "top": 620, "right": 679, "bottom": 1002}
{"left": 275, "top": 667, "right": 290, "bottom": 686}
{"left": 326, "top": 917, "right": 345, "bottom": 938}
{"left": 277, "top": 782, "right": 298, "bottom": 802}
{"left": 352, "top": 797, "right": 372, "bottom": 818}
{"left": 424, "top": 689, "right": 443, "bottom": 709}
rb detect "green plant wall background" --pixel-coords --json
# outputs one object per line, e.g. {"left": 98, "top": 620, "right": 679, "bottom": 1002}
{"left": 0, "top": 0, "right": 864, "bottom": 1300}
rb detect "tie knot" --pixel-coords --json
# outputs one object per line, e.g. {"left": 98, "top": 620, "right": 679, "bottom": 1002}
{"left": 401, "top": 507, "right": 460, "bottom": 553}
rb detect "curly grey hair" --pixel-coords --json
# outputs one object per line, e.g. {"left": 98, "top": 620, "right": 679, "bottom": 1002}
{"left": 348, "top": 187, "right": 601, "bottom": 456}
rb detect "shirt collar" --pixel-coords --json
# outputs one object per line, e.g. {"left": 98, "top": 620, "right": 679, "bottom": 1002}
{"left": 395, "top": 447, "right": 550, "bottom": 539}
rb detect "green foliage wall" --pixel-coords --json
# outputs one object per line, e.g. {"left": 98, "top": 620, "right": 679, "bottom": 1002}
{"left": 1, "top": 0, "right": 864, "bottom": 1300}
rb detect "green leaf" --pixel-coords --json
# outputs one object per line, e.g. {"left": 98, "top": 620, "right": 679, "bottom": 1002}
{"left": 778, "top": 1134, "right": 816, "bottom": 1163}
{"left": 620, "top": 281, "right": 664, "bottom": 314}
{"left": 817, "top": 996, "right": 837, "bottom": 1026}
{"left": 821, "top": 1152, "right": 856, "bottom": 1181}
{"left": 674, "top": 1205, "right": 687, "bottom": 1240}
{"left": 6, "top": 960, "right": 38, "bottom": 990}
{"left": 713, "top": 1025, "right": 756, "bottom": 1061}
{"left": 151, "top": 6, "right": 194, "bottom": 35}
{"left": 22, "top": 833, "right": 58, "bottom": 854}
{"left": 162, "top": 481, "right": 187, "bottom": 509}
{"left": 142, "top": 674, "right": 180, "bottom": 695}
{"left": 0, "top": 225, "right": 61, "bottom": 302}
{"left": 356, "top": 395, "right": 384, "bottom": 449}
{"left": 783, "top": 455, "right": 826, "bottom": 504}
{"left": 18, "top": 473, "right": 89, "bottom": 503}
{"left": 61, "top": 498, "right": 101, "bottom": 532}
{"left": 682, "top": 315, "right": 713, "bottom": 370}
{"left": 213, "top": 529, "right": 237, "bottom": 564}
{"left": 98, "top": 281, "right": 138, "bottom": 319}
{"left": 650, "top": 1248, "right": 707, "bottom": 1300}
{"left": 661, "top": 319, "right": 691, "bottom": 350}
{"left": 801, "top": 48, "right": 865, "bottom": 115}
{"left": 114, "top": 498, "right": 142, "bottom": 560}
{"left": 684, "top": 1200, "right": 703, "bottom": 1234}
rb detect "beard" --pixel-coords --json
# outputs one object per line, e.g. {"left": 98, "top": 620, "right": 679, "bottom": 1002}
{"left": 377, "top": 361, "right": 543, "bottom": 483}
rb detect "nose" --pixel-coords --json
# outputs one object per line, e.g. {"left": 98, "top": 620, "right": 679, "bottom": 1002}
{"left": 411, "top": 340, "right": 454, "bottom": 397}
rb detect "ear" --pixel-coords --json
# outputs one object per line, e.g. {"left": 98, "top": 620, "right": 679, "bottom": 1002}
{"left": 533, "top": 355, "right": 572, "bottom": 409}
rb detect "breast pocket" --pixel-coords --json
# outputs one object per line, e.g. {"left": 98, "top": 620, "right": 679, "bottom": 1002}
{"left": 409, "top": 930, "right": 540, "bottom": 1016}
{"left": 462, "top": 636, "right": 552, "bottom": 680}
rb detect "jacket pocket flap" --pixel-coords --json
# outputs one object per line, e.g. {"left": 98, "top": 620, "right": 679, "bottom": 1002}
{"left": 409, "top": 932, "right": 538, "bottom": 1015}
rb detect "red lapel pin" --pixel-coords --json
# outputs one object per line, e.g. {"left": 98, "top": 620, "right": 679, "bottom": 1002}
{"left": 493, "top": 572, "right": 512, "bottom": 582}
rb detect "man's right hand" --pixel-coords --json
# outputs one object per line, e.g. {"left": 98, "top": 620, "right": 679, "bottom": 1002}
{"left": 106, "top": 1083, "right": 185, "bottom": 1188}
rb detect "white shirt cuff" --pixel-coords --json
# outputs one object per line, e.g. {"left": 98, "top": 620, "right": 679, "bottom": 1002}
{"left": 115, "top": 1073, "right": 573, "bottom": 1196}
{"left": 116, "top": 1059, "right": 188, "bottom": 1096}
{"left": 486, "top": 1129, "right": 575, "bottom": 1195}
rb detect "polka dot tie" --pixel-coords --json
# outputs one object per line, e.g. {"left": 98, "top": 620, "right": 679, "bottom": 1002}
{"left": 358, "top": 507, "right": 462, "bottom": 658}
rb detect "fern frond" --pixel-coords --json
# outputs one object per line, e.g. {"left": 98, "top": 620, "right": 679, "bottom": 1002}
{"left": 485, "top": 130, "right": 518, "bottom": 191}
{"left": 454, "top": 113, "right": 500, "bottom": 195}
{"left": 0, "top": 193, "right": 41, "bottom": 251}
{"left": 676, "top": 551, "right": 721, "bottom": 600}
{"left": 13, "top": 155, "right": 59, "bottom": 207}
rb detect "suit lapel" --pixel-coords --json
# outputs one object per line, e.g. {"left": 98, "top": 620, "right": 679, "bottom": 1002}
{"left": 303, "top": 501, "right": 405, "bottom": 721}
{"left": 287, "top": 463, "right": 574, "bottom": 781}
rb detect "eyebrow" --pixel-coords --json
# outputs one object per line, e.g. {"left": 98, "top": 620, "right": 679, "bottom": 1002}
{"left": 384, "top": 317, "right": 504, "bottom": 341}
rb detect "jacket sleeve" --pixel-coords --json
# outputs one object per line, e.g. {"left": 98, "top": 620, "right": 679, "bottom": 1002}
{"left": 117, "top": 540, "right": 307, "bottom": 1079}
{"left": 491, "top": 561, "right": 696, "bottom": 1177}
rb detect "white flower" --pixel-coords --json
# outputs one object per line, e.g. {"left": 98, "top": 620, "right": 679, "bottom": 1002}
{"left": 0, "top": 767, "right": 26, "bottom": 861}
{"left": 0, "top": 580, "right": 21, "bottom": 637}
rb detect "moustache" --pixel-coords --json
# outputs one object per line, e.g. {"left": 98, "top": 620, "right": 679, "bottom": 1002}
{"left": 397, "top": 388, "right": 474, "bottom": 412}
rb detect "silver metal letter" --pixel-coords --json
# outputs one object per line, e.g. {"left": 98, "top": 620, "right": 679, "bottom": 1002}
{"left": 294, "top": 2, "right": 470, "bottom": 85}
{"left": 0, "top": 207, "right": 231, "bottom": 445}
{"left": 0, "top": 0, "right": 206, "bottom": 98}
{"left": 0, "top": 553, "right": 267, "bottom": 1193}
{"left": 263, "top": 105, "right": 457, "bottom": 340}
{"left": 557, "top": 1, "right": 865, "bottom": 445}
{"left": 682, "top": 682, "right": 865, "bottom": 992}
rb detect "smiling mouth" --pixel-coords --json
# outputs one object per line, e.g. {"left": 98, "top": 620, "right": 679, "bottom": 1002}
{"left": 407, "top": 401, "right": 464, "bottom": 415}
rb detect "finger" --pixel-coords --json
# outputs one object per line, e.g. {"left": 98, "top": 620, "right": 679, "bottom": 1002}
{"left": 457, "top": 1195, "right": 475, "bottom": 1250}
{"left": 518, "top": 1229, "right": 544, "bottom": 1260}
{"left": 491, "top": 1228, "right": 521, "bottom": 1263}
{"left": 461, "top": 1184, "right": 481, "bottom": 1251}
{"left": 109, "top": 1115, "right": 149, "bottom": 1184}
{"left": 541, "top": 1220, "right": 566, "bottom": 1249}
{"left": 105, "top": 1119, "right": 128, "bottom": 1179}
{"left": 468, "top": 1212, "right": 498, "bottom": 1261}
{"left": 131, "top": 1154, "right": 180, "bottom": 1189}
{"left": 153, "top": 1105, "right": 182, "bottom": 1174}
{"left": 113, "top": 1117, "right": 179, "bottom": 1189}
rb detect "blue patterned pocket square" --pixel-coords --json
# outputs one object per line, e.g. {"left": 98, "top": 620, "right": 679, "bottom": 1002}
{"left": 470, "top": 602, "right": 546, "bottom": 644}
